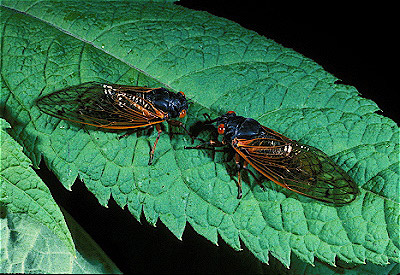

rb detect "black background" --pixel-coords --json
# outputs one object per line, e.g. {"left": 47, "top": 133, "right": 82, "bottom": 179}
{"left": 37, "top": 2, "right": 398, "bottom": 274}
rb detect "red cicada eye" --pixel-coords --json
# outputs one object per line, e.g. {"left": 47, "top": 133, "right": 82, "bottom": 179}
{"left": 179, "top": 109, "right": 187, "bottom": 118}
{"left": 178, "top": 91, "right": 185, "bottom": 97}
{"left": 227, "top": 111, "right": 236, "bottom": 115}
{"left": 218, "top": 124, "right": 225, "bottom": 135}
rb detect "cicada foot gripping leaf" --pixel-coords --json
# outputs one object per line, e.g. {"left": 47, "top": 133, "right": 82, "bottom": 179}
{"left": 186, "top": 111, "right": 359, "bottom": 204}
{"left": 36, "top": 82, "right": 190, "bottom": 165}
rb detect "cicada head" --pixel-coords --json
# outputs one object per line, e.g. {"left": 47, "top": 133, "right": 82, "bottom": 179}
{"left": 166, "top": 90, "right": 188, "bottom": 119}
{"left": 214, "top": 111, "right": 241, "bottom": 142}
{"left": 215, "top": 111, "right": 266, "bottom": 142}
{"left": 176, "top": 91, "right": 188, "bottom": 118}
{"left": 148, "top": 88, "right": 188, "bottom": 119}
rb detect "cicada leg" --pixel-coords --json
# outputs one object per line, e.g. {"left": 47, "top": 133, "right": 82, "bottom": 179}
{"left": 148, "top": 124, "right": 163, "bottom": 165}
{"left": 234, "top": 154, "right": 266, "bottom": 199}
{"left": 184, "top": 139, "right": 225, "bottom": 151}
{"left": 118, "top": 125, "right": 153, "bottom": 139}
{"left": 167, "top": 119, "right": 197, "bottom": 143}
{"left": 234, "top": 153, "right": 243, "bottom": 199}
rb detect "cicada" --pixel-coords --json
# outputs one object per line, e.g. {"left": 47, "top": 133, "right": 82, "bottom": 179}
{"left": 37, "top": 82, "right": 189, "bottom": 165}
{"left": 186, "top": 111, "right": 359, "bottom": 204}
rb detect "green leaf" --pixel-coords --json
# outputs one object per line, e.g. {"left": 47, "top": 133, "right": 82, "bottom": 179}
{"left": 0, "top": 119, "right": 75, "bottom": 255}
{"left": 263, "top": 250, "right": 400, "bottom": 274}
{"left": 1, "top": 0, "right": 399, "bottom": 269}
{"left": 1, "top": 208, "right": 121, "bottom": 273}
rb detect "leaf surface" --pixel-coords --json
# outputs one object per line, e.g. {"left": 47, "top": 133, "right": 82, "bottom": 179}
{"left": 1, "top": 1, "right": 399, "bottom": 268}
{"left": 0, "top": 209, "right": 120, "bottom": 273}
{"left": 0, "top": 119, "right": 75, "bottom": 255}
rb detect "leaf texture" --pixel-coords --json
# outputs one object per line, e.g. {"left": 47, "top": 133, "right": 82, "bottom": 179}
{"left": 0, "top": 210, "right": 120, "bottom": 273}
{"left": 0, "top": 119, "right": 74, "bottom": 255}
{"left": 1, "top": 1, "right": 399, "bottom": 268}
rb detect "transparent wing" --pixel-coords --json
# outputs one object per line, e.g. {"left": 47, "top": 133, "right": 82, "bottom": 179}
{"left": 36, "top": 82, "right": 166, "bottom": 129}
{"left": 234, "top": 136, "right": 359, "bottom": 204}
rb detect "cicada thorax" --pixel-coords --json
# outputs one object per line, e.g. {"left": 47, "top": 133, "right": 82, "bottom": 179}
{"left": 36, "top": 82, "right": 190, "bottom": 165}
{"left": 141, "top": 88, "right": 188, "bottom": 119}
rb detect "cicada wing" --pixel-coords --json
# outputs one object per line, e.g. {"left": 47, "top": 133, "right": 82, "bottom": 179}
{"left": 113, "top": 85, "right": 156, "bottom": 93}
{"left": 234, "top": 138, "right": 359, "bottom": 204}
{"left": 36, "top": 82, "right": 166, "bottom": 129}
